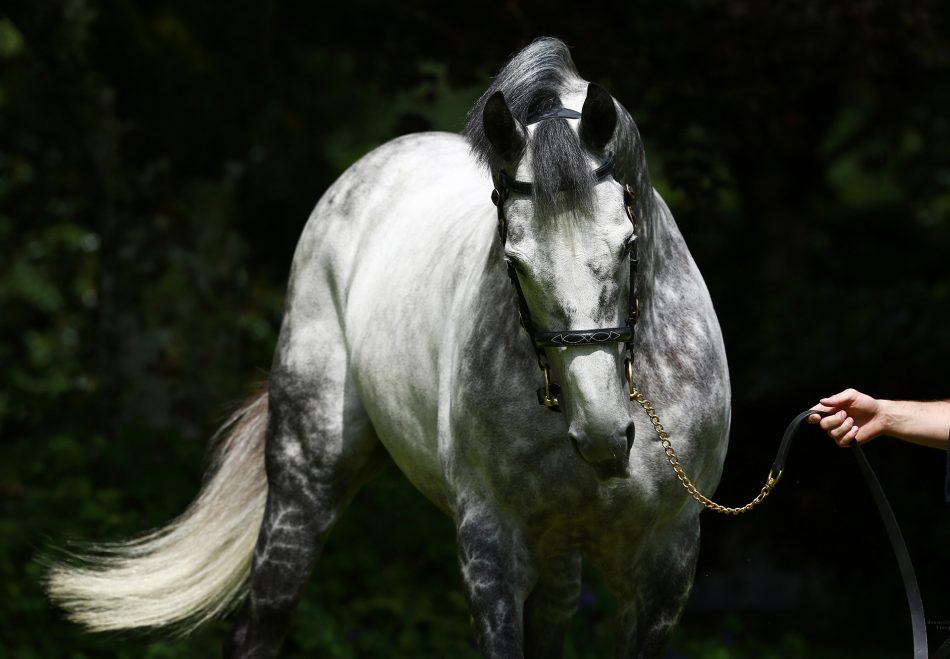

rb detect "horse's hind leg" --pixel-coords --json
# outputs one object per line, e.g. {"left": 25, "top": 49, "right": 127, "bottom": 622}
{"left": 523, "top": 554, "right": 582, "bottom": 659}
{"left": 224, "top": 323, "right": 386, "bottom": 659}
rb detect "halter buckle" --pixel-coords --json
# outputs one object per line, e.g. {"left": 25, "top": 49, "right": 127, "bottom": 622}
{"left": 536, "top": 365, "right": 562, "bottom": 412}
{"left": 625, "top": 357, "right": 635, "bottom": 401}
{"left": 623, "top": 184, "right": 637, "bottom": 223}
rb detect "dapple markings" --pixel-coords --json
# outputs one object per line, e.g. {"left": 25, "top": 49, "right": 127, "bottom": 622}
{"left": 47, "top": 37, "right": 730, "bottom": 658}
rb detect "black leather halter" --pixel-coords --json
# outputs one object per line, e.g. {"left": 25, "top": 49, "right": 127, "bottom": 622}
{"left": 491, "top": 134, "right": 639, "bottom": 412}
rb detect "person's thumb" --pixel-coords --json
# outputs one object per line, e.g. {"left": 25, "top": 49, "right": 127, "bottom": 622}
{"left": 819, "top": 388, "right": 859, "bottom": 409}
{"left": 807, "top": 404, "right": 833, "bottom": 423}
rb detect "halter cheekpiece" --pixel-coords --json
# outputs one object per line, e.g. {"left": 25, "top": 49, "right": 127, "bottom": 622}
{"left": 490, "top": 108, "right": 640, "bottom": 412}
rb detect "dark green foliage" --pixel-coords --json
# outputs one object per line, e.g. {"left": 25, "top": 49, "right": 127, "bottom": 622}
{"left": 1, "top": 1, "right": 947, "bottom": 657}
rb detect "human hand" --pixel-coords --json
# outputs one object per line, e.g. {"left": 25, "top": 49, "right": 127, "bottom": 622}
{"left": 807, "top": 388, "right": 887, "bottom": 446}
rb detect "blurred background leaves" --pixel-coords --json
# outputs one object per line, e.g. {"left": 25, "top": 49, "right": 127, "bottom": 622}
{"left": 1, "top": 1, "right": 948, "bottom": 657}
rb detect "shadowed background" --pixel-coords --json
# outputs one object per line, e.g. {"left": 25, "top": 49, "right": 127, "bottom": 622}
{"left": 1, "top": 1, "right": 948, "bottom": 657}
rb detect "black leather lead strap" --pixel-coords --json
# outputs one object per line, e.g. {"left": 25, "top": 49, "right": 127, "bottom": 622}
{"left": 771, "top": 408, "right": 827, "bottom": 475}
{"left": 774, "top": 409, "right": 927, "bottom": 659}
{"left": 851, "top": 441, "right": 928, "bottom": 659}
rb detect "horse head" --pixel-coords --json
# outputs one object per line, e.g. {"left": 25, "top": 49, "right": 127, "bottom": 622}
{"left": 483, "top": 83, "right": 637, "bottom": 481}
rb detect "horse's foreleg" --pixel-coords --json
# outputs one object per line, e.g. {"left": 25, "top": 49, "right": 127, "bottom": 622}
{"left": 455, "top": 501, "right": 533, "bottom": 659}
{"left": 609, "top": 516, "right": 700, "bottom": 659}
{"left": 224, "top": 335, "right": 387, "bottom": 659}
{"left": 523, "top": 553, "right": 582, "bottom": 659}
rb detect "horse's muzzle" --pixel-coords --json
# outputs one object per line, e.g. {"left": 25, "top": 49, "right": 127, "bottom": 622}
{"left": 569, "top": 423, "right": 633, "bottom": 481}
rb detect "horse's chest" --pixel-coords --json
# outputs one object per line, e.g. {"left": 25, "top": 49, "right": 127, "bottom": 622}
{"left": 481, "top": 444, "right": 667, "bottom": 533}
{"left": 524, "top": 487, "right": 667, "bottom": 558}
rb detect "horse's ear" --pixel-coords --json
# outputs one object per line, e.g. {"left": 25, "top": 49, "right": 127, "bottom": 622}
{"left": 579, "top": 83, "right": 617, "bottom": 151}
{"left": 483, "top": 91, "right": 526, "bottom": 163}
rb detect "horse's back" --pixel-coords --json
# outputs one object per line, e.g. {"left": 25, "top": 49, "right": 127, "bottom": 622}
{"left": 289, "top": 132, "right": 485, "bottom": 272}
{"left": 284, "top": 130, "right": 490, "bottom": 330}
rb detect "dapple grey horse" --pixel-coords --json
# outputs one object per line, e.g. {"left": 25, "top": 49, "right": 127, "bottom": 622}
{"left": 47, "top": 37, "right": 730, "bottom": 658}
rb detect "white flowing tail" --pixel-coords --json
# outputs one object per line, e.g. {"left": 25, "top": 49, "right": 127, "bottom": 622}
{"left": 45, "top": 390, "right": 269, "bottom": 633}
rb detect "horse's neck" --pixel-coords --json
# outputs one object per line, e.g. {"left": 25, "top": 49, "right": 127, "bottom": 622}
{"left": 637, "top": 192, "right": 669, "bottom": 318}
{"left": 635, "top": 191, "right": 712, "bottom": 355}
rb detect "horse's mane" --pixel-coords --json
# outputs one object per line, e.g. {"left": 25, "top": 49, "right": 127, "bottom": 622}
{"left": 463, "top": 37, "right": 653, "bottom": 218}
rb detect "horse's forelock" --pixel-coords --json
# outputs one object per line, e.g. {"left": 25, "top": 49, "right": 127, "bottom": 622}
{"left": 463, "top": 37, "right": 579, "bottom": 170}
{"left": 530, "top": 118, "right": 596, "bottom": 217}
{"left": 463, "top": 37, "right": 651, "bottom": 220}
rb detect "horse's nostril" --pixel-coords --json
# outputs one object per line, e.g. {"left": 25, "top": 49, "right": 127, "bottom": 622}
{"left": 625, "top": 423, "right": 635, "bottom": 459}
{"left": 569, "top": 428, "right": 630, "bottom": 470}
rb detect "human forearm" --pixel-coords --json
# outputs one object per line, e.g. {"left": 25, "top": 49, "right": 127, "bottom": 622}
{"left": 879, "top": 399, "right": 950, "bottom": 449}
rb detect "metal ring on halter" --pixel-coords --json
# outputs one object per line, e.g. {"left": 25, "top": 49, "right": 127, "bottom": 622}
{"left": 624, "top": 183, "right": 637, "bottom": 222}
{"left": 624, "top": 358, "right": 635, "bottom": 401}
{"left": 536, "top": 365, "right": 561, "bottom": 410}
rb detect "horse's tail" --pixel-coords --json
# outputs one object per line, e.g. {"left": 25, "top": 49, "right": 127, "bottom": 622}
{"left": 45, "top": 389, "right": 269, "bottom": 634}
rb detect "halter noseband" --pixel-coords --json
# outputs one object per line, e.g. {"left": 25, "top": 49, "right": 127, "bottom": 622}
{"left": 490, "top": 119, "right": 640, "bottom": 412}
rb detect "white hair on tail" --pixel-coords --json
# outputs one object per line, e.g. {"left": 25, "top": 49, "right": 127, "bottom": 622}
{"left": 44, "top": 390, "right": 269, "bottom": 633}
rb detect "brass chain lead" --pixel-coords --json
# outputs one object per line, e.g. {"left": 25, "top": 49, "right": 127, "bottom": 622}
{"left": 628, "top": 384, "right": 782, "bottom": 515}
